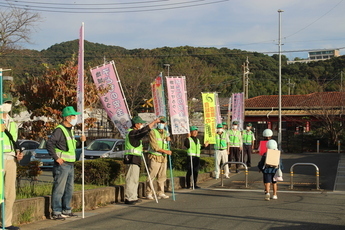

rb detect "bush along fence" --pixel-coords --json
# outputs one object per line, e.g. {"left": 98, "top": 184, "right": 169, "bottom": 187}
{"left": 13, "top": 149, "right": 215, "bottom": 225}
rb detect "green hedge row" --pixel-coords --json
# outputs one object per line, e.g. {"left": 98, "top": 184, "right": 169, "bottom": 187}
{"left": 74, "top": 150, "right": 215, "bottom": 186}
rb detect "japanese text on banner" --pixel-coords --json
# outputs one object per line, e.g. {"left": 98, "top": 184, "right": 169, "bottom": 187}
{"left": 151, "top": 74, "right": 166, "bottom": 118}
{"left": 166, "top": 77, "right": 189, "bottom": 135}
{"left": 202, "top": 92, "right": 216, "bottom": 144}
{"left": 90, "top": 62, "right": 132, "bottom": 137}
{"left": 231, "top": 93, "right": 244, "bottom": 130}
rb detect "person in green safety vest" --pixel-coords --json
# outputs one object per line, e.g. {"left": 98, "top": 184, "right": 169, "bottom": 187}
{"left": 1, "top": 93, "right": 23, "bottom": 230}
{"left": 242, "top": 123, "right": 255, "bottom": 167}
{"left": 228, "top": 121, "right": 242, "bottom": 173}
{"left": 214, "top": 123, "right": 230, "bottom": 179}
{"left": 184, "top": 126, "right": 209, "bottom": 189}
{"left": 47, "top": 106, "right": 86, "bottom": 220}
{"left": 146, "top": 117, "right": 172, "bottom": 200}
{"left": 124, "top": 115, "right": 161, "bottom": 205}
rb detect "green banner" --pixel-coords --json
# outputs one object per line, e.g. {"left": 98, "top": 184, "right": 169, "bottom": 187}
{"left": 202, "top": 92, "right": 216, "bottom": 144}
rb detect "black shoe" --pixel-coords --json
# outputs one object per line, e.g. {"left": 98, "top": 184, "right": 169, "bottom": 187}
{"left": 1, "top": 226, "right": 20, "bottom": 230}
{"left": 52, "top": 214, "right": 66, "bottom": 220}
{"left": 62, "top": 212, "right": 78, "bottom": 217}
{"left": 236, "top": 169, "right": 239, "bottom": 173}
{"left": 194, "top": 186, "right": 201, "bottom": 189}
{"left": 125, "top": 199, "right": 141, "bottom": 205}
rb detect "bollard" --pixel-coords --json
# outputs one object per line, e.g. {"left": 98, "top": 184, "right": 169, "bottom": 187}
{"left": 317, "top": 140, "right": 319, "bottom": 153}
{"left": 338, "top": 140, "right": 341, "bottom": 154}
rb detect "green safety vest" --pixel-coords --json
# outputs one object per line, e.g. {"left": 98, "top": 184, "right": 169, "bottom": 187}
{"left": 54, "top": 125, "right": 76, "bottom": 162}
{"left": 124, "top": 128, "right": 143, "bottom": 156}
{"left": 187, "top": 137, "right": 201, "bottom": 157}
{"left": 228, "top": 129, "right": 241, "bottom": 147}
{"left": 3, "top": 119, "right": 18, "bottom": 153}
{"left": 148, "top": 129, "right": 169, "bottom": 156}
{"left": 215, "top": 132, "right": 227, "bottom": 150}
{"left": 242, "top": 130, "right": 254, "bottom": 145}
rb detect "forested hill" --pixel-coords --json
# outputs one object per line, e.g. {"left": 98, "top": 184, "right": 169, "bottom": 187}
{"left": 1, "top": 40, "right": 344, "bottom": 99}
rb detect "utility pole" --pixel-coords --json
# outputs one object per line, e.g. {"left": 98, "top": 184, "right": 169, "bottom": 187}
{"left": 287, "top": 78, "right": 295, "bottom": 95}
{"left": 242, "top": 57, "right": 251, "bottom": 99}
{"left": 341, "top": 71, "right": 343, "bottom": 92}
{"left": 278, "top": 9, "right": 284, "bottom": 151}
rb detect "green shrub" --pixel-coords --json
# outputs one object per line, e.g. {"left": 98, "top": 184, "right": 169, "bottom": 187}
{"left": 74, "top": 158, "right": 125, "bottom": 186}
{"left": 170, "top": 149, "right": 214, "bottom": 172}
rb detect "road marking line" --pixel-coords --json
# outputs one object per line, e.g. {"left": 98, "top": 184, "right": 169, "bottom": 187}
{"left": 211, "top": 188, "right": 323, "bottom": 194}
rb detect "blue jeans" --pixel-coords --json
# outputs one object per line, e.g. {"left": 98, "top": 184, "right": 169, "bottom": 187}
{"left": 51, "top": 163, "right": 74, "bottom": 215}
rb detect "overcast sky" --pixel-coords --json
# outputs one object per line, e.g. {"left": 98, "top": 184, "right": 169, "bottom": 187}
{"left": 3, "top": 0, "right": 345, "bottom": 60}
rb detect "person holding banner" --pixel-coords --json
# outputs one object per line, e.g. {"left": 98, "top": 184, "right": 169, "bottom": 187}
{"left": 146, "top": 117, "right": 172, "bottom": 200}
{"left": 184, "top": 126, "right": 209, "bottom": 189}
{"left": 124, "top": 115, "right": 161, "bottom": 205}
{"left": 228, "top": 121, "right": 242, "bottom": 173}
{"left": 214, "top": 124, "right": 230, "bottom": 179}
{"left": 47, "top": 106, "right": 86, "bottom": 220}
{"left": 1, "top": 93, "right": 23, "bottom": 230}
{"left": 242, "top": 123, "right": 255, "bottom": 167}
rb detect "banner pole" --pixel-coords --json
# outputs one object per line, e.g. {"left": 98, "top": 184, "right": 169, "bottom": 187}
{"left": 142, "top": 154, "right": 158, "bottom": 203}
{"left": 0, "top": 68, "right": 4, "bottom": 230}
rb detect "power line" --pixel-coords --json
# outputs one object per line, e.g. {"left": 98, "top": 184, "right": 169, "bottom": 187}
{"left": 0, "top": 0, "right": 229, "bottom": 13}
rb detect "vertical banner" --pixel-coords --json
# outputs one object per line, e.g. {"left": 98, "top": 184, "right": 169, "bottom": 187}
{"left": 90, "top": 61, "right": 132, "bottom": 137}
{"left": 231, "top": 92, "right": 245, "bottom": 130}
{"left": 77, "top": 23, "right": 84, "bottom": 120}
{"left": 202, "top": 92, "right": 216, "bottom": 144}
{"left": 151, "top": 73, "right": 166, "bottom": 118}
{"left": 0, "top": 68, "right": 3, "bottom": 206}
{"left": 215, "top": 93, "right": 222, "bottom": 125}
{"left": 166, "top": 76, "right": 190, "bottom": 135}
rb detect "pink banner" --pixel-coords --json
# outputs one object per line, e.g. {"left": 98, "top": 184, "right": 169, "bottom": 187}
{"left": 77, "top": 23, "right": 84, "bottom": 121}
{"left": 166, "top": 76, "right": 190, "bottom": 135}
{"left": 231, "top": 93, "right": 244, "bottom": 130}
{"left": 151, "top": 73, "right": 166, "bottom": 118}
{"left": 90, "top": 62, "right": 132, "bottom": 137}
{"left": 215, "top": 93, "right": 222, "bottom": 124}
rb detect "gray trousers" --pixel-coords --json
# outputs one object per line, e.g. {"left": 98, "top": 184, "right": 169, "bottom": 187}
{"left": 125, "top": 164, "right": 140, "bottom": 201}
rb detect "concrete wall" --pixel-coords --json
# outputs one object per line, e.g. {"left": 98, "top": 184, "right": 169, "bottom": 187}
{"left": 12, "top": 172, "right": 213, "bottom": 225}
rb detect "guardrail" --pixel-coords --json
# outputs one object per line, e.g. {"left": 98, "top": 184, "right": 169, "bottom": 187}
{"left": 220, "top": 161, "right": 248, "bottom": 187}
{"left": 290, "top": 163, "right": 320, "bottom": 190}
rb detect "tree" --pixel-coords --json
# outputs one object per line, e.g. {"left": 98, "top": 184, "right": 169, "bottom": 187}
{"left": 0, "top": 5, "right": 41, "bottom": 54}
{"left": 16, "top": 59, "right": 99, "bottom": 138}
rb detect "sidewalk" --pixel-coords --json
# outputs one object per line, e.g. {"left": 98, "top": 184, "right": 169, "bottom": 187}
{"left": 333, "top": 152, "right": 345, "bottom": 192}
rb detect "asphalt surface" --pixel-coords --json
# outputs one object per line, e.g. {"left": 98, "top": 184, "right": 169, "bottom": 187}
{"left": 21, "top": 152, "right": 345, "bottom": 230}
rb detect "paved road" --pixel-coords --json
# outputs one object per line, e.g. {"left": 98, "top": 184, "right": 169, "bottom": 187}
{"left": 22, "top": 152, "right": 345, "bottom": 230}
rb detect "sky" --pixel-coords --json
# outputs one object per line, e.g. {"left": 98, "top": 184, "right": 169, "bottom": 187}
{"left": 2, "top": 0, "right": 345, "bottom": 61}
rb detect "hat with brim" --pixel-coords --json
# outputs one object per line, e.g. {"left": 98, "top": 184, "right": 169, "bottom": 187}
{"left": 247, "top": 123, "right": 252, "bottom": 127}
{"left": 232, "top": 121, "right": 239, "bottom": 125}
{"left": 62, "top": 106, "right": 81, "bottom": 117}
{"left": 190, "top": 126, "right": 198, "bottom": 131}
{"left": 159, "top": 116, "right": 167, "bottom": 123}
{"left": 222, "top": 122, "right": 227, "bottom": 125}
{"left": 2, "top": 93, "right": 12, "bottom": 103}
{"left": 132, "top": 116, "right": 146, "bottom": 124}
{"left": 216, "top": 124, "right": 223, "bottom": 128}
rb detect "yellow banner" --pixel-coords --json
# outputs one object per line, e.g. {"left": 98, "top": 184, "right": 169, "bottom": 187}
{"left": 202, "top": 93, "right": 216, "bottom": 144}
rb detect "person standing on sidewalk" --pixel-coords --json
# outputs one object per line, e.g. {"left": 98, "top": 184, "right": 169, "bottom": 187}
{"left": 47, "top": 106, "right": 86, "bottom": 220}
{"left": 228, "top": 121, "right": 242, "bottom": 173}
{"left": 124, "top": 116, "right": 161, "bottom": 204}
{"left": 214, "top": 124, "right": 230, "bottom": 179}
{"left": 185, "top": 126, "right": 209, "bottom": 189}
{"left": 1, "top": 93, "right": 23, "bottom": 230}
{"left": 242, "top": 123, "right": 255, "bottom": 167}
{"left": 257, "top": 139, "right": 283, "bottom": 201}
{"left": 146, "top": 117, "right": 172, "bottom": 200}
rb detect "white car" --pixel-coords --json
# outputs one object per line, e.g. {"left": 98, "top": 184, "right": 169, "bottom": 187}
{"left": 83, "top": 138, "right": 125, "bottom": 159}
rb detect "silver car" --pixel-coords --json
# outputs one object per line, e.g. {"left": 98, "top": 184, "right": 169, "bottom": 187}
{"left": 83, "top": 138, "right": 125, "bottom": 159}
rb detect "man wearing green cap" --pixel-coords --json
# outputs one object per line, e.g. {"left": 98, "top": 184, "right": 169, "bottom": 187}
{"left": 1, "top": 93, "right": 23, "bottom": 230}
{"left": 146, "top": 117, "right": 172, "bottom": 200}
{"left": 214, "top": 124, "right": 230, "bottom": 179}
{"left": 184, "top": 126, "right": 209, "bottom": 189}
{"left": 47, "top": 106, "right": 86, "bottom": 220}
{"left": 228, "top": 121, "right": 242, "bottom": 173}
{"left": 124, "top": 115, "right": 161, "bottom": 204}
{"left": 242, "top": 123, "right": 255, "bottom": 167}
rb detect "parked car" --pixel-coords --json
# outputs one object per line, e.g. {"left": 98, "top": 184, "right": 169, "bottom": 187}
{"left": 30, "top": 136, "right": 82, "bottom": 168}
{"left": 84, "top": 138, "right": 125, "bottom": 159}
{"left": 18, "top": 139, "right": 40, "bottom": 166}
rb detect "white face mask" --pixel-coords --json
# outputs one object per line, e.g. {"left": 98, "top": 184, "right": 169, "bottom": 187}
{"left": 217, "top": 129, "right": 223, "bottom": 133}
{"left": 70, "top": 118, "right": 77, "bottom": 126}
{"left": 139, "top": 124, "right": 144, "bottom": 129}
{"left": 157, "top": 123, "right": 165, "bottom": 130}
{"left": 232, "top": 125, "right": 238, "bottom": 129}
{"left": 2, "top": 103, "right": 12, "bottom": 113}
{"left": 246, "top": 127, "right": 251, "bottom": 130}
